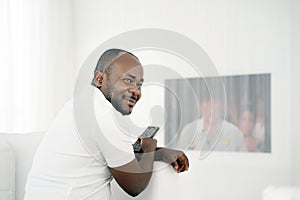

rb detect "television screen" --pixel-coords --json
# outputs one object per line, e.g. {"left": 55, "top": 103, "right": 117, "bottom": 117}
{"left": 164, "top": 73, "right": 271, "bottom": 153}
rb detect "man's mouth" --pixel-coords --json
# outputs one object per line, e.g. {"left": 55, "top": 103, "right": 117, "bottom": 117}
{"left": 124, "top": 96, "right": 137, "bottom": 107}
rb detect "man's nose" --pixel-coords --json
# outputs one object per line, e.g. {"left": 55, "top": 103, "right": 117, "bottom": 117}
{"left": 129, "top": 85, "right": 141, "bottom": 98}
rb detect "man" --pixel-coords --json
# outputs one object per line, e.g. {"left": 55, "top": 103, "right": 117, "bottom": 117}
{"left": 24, "top": 49, "right": 189, "bottom": 200}
{"left": 178, "top": 95, "right": 246, "bottom": 152}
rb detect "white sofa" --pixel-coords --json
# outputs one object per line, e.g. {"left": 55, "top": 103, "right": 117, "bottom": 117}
{"left": 0, "top": 132, "right": 45, "bottom": 200}
{"left": 0, "top": 132, "right": 179, "bottom": 200}
{"left": 0, "top": 140, "right": 14, "bottom": 200}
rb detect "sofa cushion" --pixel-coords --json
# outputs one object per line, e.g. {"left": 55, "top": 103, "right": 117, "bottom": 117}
{"left": 0, "top": 132, "right": 45, "bottom": 200}
{"left": 0, "top": 141, "right": 15, "bottom": 200}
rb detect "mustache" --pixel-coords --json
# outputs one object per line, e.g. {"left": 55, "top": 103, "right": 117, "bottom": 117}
{"left": 130, "top": 95, "right": 137, "bottom": 101}
{"left": 122, "top": 94, "right": 138, "bottom": 103}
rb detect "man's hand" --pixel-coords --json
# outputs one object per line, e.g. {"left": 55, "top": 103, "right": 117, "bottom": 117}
{"left": 156, "top": 148, "right": 189, "bottom": 173}
{"left": 140, "top": 137, "right": 157, "bottom": 153}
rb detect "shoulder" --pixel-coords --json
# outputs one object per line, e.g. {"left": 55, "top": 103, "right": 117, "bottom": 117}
{"left": 221, "top": 120, "right": 242, "bottom": 136}
{"left": 182, "top": 118, "right": 203, "bottom": 130}
{"left": 222, "top": 120, "right": 238, "bottom": 130}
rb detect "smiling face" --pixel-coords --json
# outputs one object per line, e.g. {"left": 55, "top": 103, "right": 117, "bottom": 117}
{"left": 97, "top": 53, "right": 144, "bottom": 115}
{"left": 238, "top": 110, "right": 255, "bottom": 136}
{"left": 201, "top": 99, "right": 223, "bottom": 125}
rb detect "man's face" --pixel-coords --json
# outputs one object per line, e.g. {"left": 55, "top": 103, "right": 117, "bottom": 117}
{"left": 201, "top": 99, "right": 223, "bottom": 124}
{"left": 101, "top": 53, "right": 144, "bottom": 115}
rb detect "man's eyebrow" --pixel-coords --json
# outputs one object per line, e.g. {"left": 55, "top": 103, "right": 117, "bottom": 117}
{"left": 126, "top": 74, "right": 144, "bottom": 82}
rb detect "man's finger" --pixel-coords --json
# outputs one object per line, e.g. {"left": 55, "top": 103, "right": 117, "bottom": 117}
{"left": 177, "top": 155, "right": 189, "bottom": 172}
{"left": 178, "top": 159, "right": 186, "bottom": 172}
{"left": 179, "top": 154, "right": 189, "bottom": 169}
{"left": 171, "top": 161, "right": 179, "bottom": 172}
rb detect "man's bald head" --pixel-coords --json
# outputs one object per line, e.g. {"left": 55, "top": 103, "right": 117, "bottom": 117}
{"left": 94, "top": 48, "right": 139, "bottom": 74}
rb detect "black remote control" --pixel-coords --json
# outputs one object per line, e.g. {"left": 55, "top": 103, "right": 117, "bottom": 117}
{"left": 133, "top": 126, "right": 159, "bottom": 152}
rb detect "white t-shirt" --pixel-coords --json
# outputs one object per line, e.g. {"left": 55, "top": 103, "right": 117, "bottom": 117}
{"left": 178, "top": 118, "right": 246, "bottom": 152}
{"left": 24, "top": 87, "right": 137, "bottom": 200}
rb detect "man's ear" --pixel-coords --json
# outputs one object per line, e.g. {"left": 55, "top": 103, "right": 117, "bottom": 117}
{"left": 93, "top": 71, "right": 105, "bottom": 88}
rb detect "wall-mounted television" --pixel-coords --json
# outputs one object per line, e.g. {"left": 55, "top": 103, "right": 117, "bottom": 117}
{"left": 165, "top": 73, "right": 271, "bottom": 153}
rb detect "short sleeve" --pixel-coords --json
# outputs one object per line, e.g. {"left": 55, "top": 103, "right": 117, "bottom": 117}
{"left": 93, "top": 92, "right": 136, "bottom": 168}
{"left": 93, "top": 109, "right": 136, "bottom": 167}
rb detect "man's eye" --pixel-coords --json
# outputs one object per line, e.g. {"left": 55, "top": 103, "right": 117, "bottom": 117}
{"left": 123, "top": 78, "right": 132, "bottom": 83}
{"left": 137, "top": 82, "right": 143, "bottom": 87}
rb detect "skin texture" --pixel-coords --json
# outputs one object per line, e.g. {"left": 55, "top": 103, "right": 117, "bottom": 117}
{"left": 92, "top": 52, "right": 189, "bottom": 197}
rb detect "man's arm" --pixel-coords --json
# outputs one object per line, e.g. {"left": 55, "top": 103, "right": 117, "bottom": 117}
{"left": 155, "top": 147, "right": 189, "bottom": 173}
{"left": 134, "top": 147, "right": 189, "bottom": 173}
{"left": 108, "top": 137, "right": 157, "bottom": 197}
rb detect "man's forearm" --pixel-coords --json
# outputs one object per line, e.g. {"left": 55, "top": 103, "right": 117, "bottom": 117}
{"left": 135, "top": 147, "right": 189, "bottom": 173}
{"left": 136, "top": 150, "right": 155, "bottom": 172}
{"left": 136, "top": 147, "right": 174, "bottom": 162}
{"left": 154, "top": 147, "right": 189, "bottom": 173}
{"left": 135, "top": 147, "right": 163, "bottom": 162}
{"left": 154, "top": 147, "right": 163, "bottom": 161}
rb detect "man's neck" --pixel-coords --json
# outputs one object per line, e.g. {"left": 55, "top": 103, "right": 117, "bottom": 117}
{"left": 203, "top": 118, "right": 222, "bottom": 134}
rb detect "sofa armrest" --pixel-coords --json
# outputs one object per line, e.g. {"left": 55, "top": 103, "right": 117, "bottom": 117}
{"left": 0, "top": 141, "right": 15, "bottom": 200}
{"left": 0, "top": 132, "right": 45, "bottom": 200}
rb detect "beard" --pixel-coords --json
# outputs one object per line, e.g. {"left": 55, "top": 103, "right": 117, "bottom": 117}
{"left": 103, "top": 78, "right": 135, "bottom": 115}
{"left": 104, "top": 86, "right": 112, "bottom": 102}
{"left": 111, "top": 96, "right": 131, "bottom": 115}
{"left": 105, "top": 84, "right": 131, "bottom": 115}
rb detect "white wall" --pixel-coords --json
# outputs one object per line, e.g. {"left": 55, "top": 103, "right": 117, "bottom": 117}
{"left": 291, "top": 0, "right": 300, "bottom": 186}
{"left": 72, "top": 0, "right": 299, "bottom": 199}
{"left": 0, "top": 0, "right": 74, "bottom": 132}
